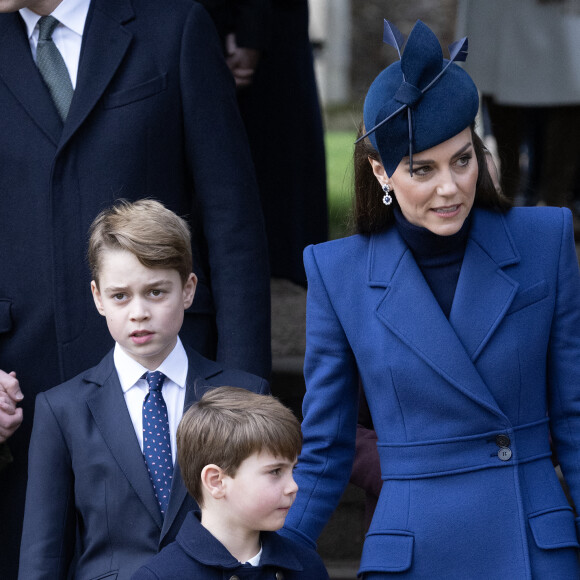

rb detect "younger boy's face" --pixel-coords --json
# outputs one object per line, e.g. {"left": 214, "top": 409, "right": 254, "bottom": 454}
{"left": 222, "top": 451, "right": 298, "bottom": 534}
{"left": 91, "top": 249, "right": 196, "bottom": 370}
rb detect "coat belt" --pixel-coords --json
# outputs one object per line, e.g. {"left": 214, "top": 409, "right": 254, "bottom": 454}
{"left": 378, "top": 418, "right": 551, "bottom": 479}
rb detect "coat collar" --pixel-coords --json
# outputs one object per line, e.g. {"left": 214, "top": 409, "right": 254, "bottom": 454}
{"left": 83, "top": 346, "right": 226, "bottom": 540}
{"left": 369, "top": 209, "right": 520, "bottom": 418}
{"left": 176, "top": 511, "right": 304, "bottom": 571}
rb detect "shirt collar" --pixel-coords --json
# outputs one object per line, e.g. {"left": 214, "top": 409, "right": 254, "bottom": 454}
{"left": 114, "top": 337, "right": 189, "bottom": 394}
{"left": 20, "top": 0, "right": 91, "bottom": 39}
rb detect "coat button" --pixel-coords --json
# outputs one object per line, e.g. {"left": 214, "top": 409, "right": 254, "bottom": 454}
{"left": 229, "top": 576, "right": 240, "bottom": 580}
{"left": 498, "top": 447, "right": 512, "bottom": 461}
{"left": 275, "top": 572, "right": 285, "bottom": 580}
{"left": 495, "top": 434, "right": 510, "bottom": 447}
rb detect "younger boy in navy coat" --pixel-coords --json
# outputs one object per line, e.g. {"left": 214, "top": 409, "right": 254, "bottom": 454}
{"left": 18, "top": 200, "right": 269, "bottom": 580}
{"left": 132, "top": 387, "right": 329, "bottom": 580}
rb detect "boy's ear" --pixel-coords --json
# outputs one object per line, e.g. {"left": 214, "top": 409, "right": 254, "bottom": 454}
{"left": 200, "top": 464, "right": 227, "bottom": 499}
{"left": 182, "top": 273, "right": 197, "bottom": 309}
{"left": 91, "top": 281, "right": 106, "bottom": 316}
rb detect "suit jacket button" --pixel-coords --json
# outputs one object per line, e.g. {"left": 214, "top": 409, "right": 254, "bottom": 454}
{"left": 276, "top": 572, "right": 285, "bottom": 580}
{"left": 498, "top": 447, "right": 512, "bottom": 461}
{"left": 496, "top": 434, "right": 510, "bottom": 447}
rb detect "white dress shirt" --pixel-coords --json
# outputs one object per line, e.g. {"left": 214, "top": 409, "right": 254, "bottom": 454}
{"left": 114, "top": 338, "right": 188, "bottom": 465}
{"left": 19, "top": 0, "right": 91, "bottom": 89}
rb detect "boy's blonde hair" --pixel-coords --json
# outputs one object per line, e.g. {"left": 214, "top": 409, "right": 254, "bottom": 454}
{"left": 88, "top": 199, "right": 192, "bottom": 287}
{"left": 177, "top": 387, "right": 302, "bottom": 506}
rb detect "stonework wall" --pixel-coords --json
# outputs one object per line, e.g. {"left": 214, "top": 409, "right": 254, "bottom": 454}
{"left": 350, "top": 0, "right": 458, "bottom": 111}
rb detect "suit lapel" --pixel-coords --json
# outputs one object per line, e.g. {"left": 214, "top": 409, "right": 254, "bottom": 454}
{"left": 60, "top": 0, "right": 134, "bottom": 146}
{"left": 161, "top": 348, "right": 225, "bottom": 540}
{"left": 85, "top": 353, "right": 163, "bottom": 530}
{"left": 0, "top": 13, "right": 63, "bottom": 144}
{"left": 370, "top": 212, "right": 518, "bottom": 418}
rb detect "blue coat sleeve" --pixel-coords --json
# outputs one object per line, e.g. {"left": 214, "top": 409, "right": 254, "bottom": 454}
{"left": 282, "top": 244, "right": 359, "bottom": 546}
{"left": 546, "top": 208, "right": 580, "bottom": 533}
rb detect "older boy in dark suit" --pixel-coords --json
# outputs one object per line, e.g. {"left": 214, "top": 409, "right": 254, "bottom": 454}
{"left": 18, "top": 201, "right": 269, "bottom": 580}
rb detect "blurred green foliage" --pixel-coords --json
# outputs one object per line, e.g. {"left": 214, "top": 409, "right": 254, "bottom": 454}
{"left": 325, "top": 131, "right": 357, "bottom": 239}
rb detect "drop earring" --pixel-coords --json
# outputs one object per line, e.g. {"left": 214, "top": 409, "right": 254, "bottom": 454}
{"left": 382, "top": 183, "right": 393, "bottom": 206}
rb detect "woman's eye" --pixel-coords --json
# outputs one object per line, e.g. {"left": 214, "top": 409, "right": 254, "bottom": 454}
{"left": 113, "top": 293, "right": 126, "bottom": 301}
{"left": 413, "top": 165, "right": 431, "bottom": 176}
{"left": 457, "top": 154, "right": 472, "bottom": 167}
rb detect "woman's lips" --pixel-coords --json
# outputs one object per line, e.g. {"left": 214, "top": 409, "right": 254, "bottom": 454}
{"left": 432, "top": 204, "right": 460, "bottom": 216}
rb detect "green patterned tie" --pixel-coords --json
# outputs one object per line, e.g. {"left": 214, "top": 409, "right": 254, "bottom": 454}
{"left": 36, "top": 16, "right": 74, "bottom": 121}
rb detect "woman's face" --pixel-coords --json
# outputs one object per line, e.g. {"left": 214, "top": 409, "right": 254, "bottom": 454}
{"left": 370, "top": 127, "right": 478, "bottom": 236}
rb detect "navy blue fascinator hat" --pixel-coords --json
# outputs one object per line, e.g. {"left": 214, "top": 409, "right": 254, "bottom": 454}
{"left": 360, "top": 20, "right": 479, "bottom": 177}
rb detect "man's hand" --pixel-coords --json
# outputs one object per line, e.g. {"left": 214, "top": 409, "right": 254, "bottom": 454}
{"left": 0, "top": 371, "right": 23, "bottom": 443}
{"left": 225, "top": 33, "right": 261, "bottom": 89}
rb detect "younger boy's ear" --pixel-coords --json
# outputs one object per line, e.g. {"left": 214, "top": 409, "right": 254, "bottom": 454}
{"left": 182, "top": 273, "right": 197, "bottom": 309}
{"left": 91, "top": 281, "right": 106, "bottom": 316}
{"left": 201, "top": 464, "right": 226, "bottom": 499}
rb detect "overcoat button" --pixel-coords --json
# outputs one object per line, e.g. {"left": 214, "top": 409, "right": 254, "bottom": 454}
{"left": 275, "top": 572, "right": 285, "bottom": 580}
{"left": 498, "top": 447, "right": 512, "bottom": 461}
{"left": 229, "top": 576, "right": 240, "bottom": 580}
{"left": 495, "top": 434, "right": 510, "bottom": 448}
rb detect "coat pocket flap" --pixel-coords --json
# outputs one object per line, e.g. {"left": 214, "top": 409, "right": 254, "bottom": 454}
{"left": 506, "top": 280, "right": 548, "bottom": 315}
{"left": 358, "top": 530, "right": 414, "bottom": 574}
{"left": 529, "top": 508, "right": 580, "bottom": 549}
{"left": 0, "top": 300, "right": 13, "bottom": 334}
{"left": 104, "top": 74, "right": 168, "bottom": 109}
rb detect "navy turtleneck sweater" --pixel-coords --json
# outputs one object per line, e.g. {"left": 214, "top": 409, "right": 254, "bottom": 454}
{"left": 393, "top": 207, "right": 472, "bottom": 318}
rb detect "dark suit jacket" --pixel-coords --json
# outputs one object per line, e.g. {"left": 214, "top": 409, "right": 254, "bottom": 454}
{"left": 18, "top": 346, "right": 269, "bottom": 580}
{"left": 0, "top": 1, "right": 270, "bottom": 575}
{"left": 283, "top": 208, "right": 580, "bottom": 578}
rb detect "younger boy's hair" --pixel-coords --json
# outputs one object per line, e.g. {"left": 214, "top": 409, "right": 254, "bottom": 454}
{"left": 88, "top": 199, "right": 192, "bottom": 286}
{"left": 177, "top": 387, "right": 302, "bottom": 506}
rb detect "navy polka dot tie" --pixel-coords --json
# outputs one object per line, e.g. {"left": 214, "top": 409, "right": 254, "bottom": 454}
{"left": 142, "top": 371, "right": 173, "bottom": 516}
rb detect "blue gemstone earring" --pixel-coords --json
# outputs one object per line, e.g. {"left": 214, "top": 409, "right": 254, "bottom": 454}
{"left": 382, "top": 183, "right": 393, "bottom": 206}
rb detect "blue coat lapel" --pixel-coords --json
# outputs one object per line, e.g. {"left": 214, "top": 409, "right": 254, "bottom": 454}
{"left": 60, "top": 0, "right": 134, "bottom": 147}
{"left": 370, "top": 210, "right": 519, "bottom": 418}
{"left": 450, "top": 210, "right": 520, "bottom": 360}
{"left": 0, "top": 13, "right": 63, "bottom": 143}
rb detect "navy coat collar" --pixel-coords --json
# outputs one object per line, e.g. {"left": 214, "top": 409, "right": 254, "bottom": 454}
{"left": 81, "top": 346, "right": 225, "bottom": 542}
{"left": 176, "top": 511, "right": 304, "bottom": 572}
{"left": 368, "top": 209, "right": 520, "bottom": 419}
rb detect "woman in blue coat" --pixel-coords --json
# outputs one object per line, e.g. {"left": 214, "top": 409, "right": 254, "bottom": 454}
{"left": 281, "top": 20, "right": 580, "bottom": 578}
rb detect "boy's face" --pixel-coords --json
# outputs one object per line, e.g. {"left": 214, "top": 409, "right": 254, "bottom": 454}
{"left": 91, "top": 249, "right": 196, "bottom": 370}
{"left": 221, "top": 451, "right": 298, "bottom": 534}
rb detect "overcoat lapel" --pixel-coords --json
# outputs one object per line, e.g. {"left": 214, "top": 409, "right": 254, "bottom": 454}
{"left": 59, "top": 0, "right": 134, "bottom": 147}
{"left": 370, "top": 210, "right": 519, "bottom": 418}
{"left": 0, "top": 13, "right": 63, "bottom": 144}
{"left": 84, "top": 354, "right": 164, "bottom": 530}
